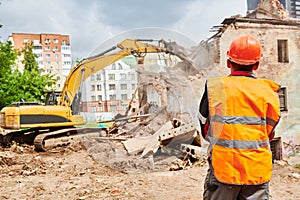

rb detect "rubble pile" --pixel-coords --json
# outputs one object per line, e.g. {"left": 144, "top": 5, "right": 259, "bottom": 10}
{"left": 80, "top": 41, "right": 214, "bottom": 173}
{"left": 248, "top": 0, "right": 290, "bottom": 20}
{"left": 0, "top": 40, "right": 213, "bottom": 173}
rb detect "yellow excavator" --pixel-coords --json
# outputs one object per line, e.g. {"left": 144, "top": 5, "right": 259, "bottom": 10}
{"left": 0, "top": 39, "right": 185, "bottom": 151}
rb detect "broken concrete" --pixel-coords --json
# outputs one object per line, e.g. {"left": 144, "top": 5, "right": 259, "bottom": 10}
{"left": 247, "top": 0, "right": 290, "bottom": 20}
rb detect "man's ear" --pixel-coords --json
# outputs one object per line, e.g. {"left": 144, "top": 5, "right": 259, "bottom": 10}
{"left": 227, "top": 59, "right": 232, "bottom": 68}
{"left": 253, "top": 62, "right": 259, "bottom": 70}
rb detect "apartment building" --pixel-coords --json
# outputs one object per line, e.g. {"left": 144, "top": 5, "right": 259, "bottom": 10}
{"left": 289, "top": 0, "right": 300, "bottom": 18}
{"left": 80, "top": 58, "right": 138, "bottom": 116}
{"left": 8, "top": 33, "right": 72, "bottom": 90}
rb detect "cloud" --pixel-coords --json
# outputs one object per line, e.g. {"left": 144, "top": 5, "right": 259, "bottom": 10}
{"left": 98, "top": 0, "right": 194, "bottom": 29}
{"left": 0, "top": 0, "right": 117, "bottom": 58}
{"left": 0, "top": 0, "right": 246, "bottom": 59}
{"left": 172, "top": 0, "right": 247, "bottom": 42}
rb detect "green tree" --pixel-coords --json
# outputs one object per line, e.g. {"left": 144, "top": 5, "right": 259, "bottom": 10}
{"left": 0, "top": 41, "right": 55, "bottom": 109}
{"left": 22, "top": 42, "right": 39, "bottom": 72}
{"left": 19, "top": 42, "right": 56, "bottom": 103}
{"left": 0, "top": 41, "right": 17, "bottom": 76}
{"left": 0, "top": 41, "right": 19, "bottom": 108}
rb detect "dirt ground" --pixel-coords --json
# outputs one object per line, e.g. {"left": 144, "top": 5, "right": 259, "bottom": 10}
{"left": 0, "top": 139, "right": 299, "bottom": 200}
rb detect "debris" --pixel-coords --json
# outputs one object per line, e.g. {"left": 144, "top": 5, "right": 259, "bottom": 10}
{"left": 140, "top": 122, "right": 173, "bottom": 158}
{"left": 0, "top": 153, "right": 15, "bottom": 166}
{"left": 180, "top": 144, "right": 204, "bottom": 160}
{"left": 291, "top": 173, "right": 300, "bottom": 179}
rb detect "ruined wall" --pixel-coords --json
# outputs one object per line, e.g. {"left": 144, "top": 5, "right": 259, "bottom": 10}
{"left": 214, "top": 20, "right": 300, "bottom": 144}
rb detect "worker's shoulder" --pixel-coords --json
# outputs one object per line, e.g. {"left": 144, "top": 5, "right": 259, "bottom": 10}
{"left": 258, "top": 78, "right": 281, "bottom": 92}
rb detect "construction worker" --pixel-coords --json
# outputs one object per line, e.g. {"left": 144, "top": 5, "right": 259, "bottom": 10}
{"left": 199, "top": 35, "right": 281, "bottom": 200}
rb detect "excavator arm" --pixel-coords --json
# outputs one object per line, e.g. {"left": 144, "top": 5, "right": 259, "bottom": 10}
{"left": 0, "top": 38, "right": 192, "bottom": 151}
{"left": 58, "top": 39, "right": 169, "bottom": 107}
{"left": 0, "top": 39, "right": 187, "bottom": 130}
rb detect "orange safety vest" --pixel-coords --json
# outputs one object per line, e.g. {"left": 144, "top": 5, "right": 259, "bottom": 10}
{"left": 207, "top": 76, "right": 280, "bottom": 185}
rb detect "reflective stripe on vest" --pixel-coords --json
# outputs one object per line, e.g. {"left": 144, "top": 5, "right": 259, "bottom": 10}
{"left": 211, "top": 115, "right": 266, "bottom": 125}
{"left": 210, "top": 137, "right": 270, "bottom": 149}
{"left": 207, "top": 76, "right": 280, "bottom": 185}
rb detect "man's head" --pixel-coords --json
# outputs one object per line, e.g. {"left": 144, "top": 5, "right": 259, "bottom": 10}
{"left": 227, "top": 35, "right": 262, "bottom": 72}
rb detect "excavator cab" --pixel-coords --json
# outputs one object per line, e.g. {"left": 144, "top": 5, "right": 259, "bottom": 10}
{"left": 45, "top": 91, "right": 60, "bottom": 105}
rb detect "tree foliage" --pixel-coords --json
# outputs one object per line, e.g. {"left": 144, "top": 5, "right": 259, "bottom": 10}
{"left": 0, "top": 41, "right": 17, "bottom": 76}
{"left": 0, "top": 41, "right": 56, "bottom": 109}
{"left": 22, "top": 43, "right": 40, "bottom": 72}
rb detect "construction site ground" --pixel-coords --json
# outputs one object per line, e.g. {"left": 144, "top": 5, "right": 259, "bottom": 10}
{"left": 1, "top": 68, "right": 300, "bottom": 199}
{"left": 0, "top": 140, "right": 299, "bottom": 200}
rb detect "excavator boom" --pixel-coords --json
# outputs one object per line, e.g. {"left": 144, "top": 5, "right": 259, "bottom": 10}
{"left": 0, "top": 39, "right": 181, "bottom": 151}
{"left": 59, "top": 39, "right": 168, "bottom": 107}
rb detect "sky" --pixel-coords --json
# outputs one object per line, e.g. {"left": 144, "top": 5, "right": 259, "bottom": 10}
{"left": 0, "top": 0, "right": 247, "bottom": 59}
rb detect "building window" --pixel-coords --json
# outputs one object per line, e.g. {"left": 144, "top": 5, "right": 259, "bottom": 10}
{"left": 91, "top": 96, "right": 96, "bottom": 101}
{"left": 35, "top": 53, "right": 42, "bottom": 58}
{"left": 131, "top": 74, "right": 136, "bottom": 81}
{"left": 118, "top": 63, "right": 123, "bottom": 70}
{"left": 122, "top": 104, "right": 128, "bottom": 110}
{"left": 121, "top": 94, "right": 128, "bottom": 100}
{"left": 121, "top": 84, "right": 127, "bottom": 90}
{"left": 91, "top": 75, "right": 95, "bottom": 81}
{"left": 279, "top": 87, "right": 288, "bottom": 112}
{"left": 96, "top": 84, "right": 101, "bottom": 91}
{"left": 109, "top": 94, "right": 116, "bottom": 100}
{"left": 33, "top": 39, "right": 40, "bottom": 45}
{"left": 54, "top": 39, "right": 59, "bottom": 43}
{"left": 46, "top": 61, "right": 51, "bottom": 66}
{"left": 45, "top": 54, "right": 51, "bottom": 58}
{"left": 63, "top": 61, "right": 71, "bottom": 65}
{"left": 109, "top": 84, "right": 116, "bottom": 90}
{"left": 98, "top": 106, "right": 103, "bottom": 112}
{"left": 62, "top": 40, "right": 67, "bottom": 45}
{"left": 98, "top": 95, "right": 102, "bottom": 101}
{"left": 132, "top": 84, "right": 136, "bottom": 89}
{"left": 47, "top": 69, "right": 51, "bottom": 73}
{"left": 108, "top": 74, "right": 115, "bottom": 80}
{"left": 91, "top": 85, "right": 95, "bottom": 91}
{"left": 120, "top": 73, "right": 126, "bottom": 80}
{"left": 278, "top": 40, "right": 289, "bottom": 63}
{"left": 24, "top": 38, "right": 30, "bottom": 43}
{"left": 33, "top": 46, "right": 42, "bottom": 50}
{"left": 91, "top": 106, "right": 96, "bottom": 112}
{"left": 56, "top": 69, "right": 60, "bottom": 73}
{"left": 56, "top": 76, "right": 60, "bottom": 81}
{"left": 110, "top": 105, "right": 117, "bottom": 111}
{"left": 63, "top": 54, "right": 71, "bottom": 57}
{"left": 62, "top": 46, "right": 70, "bottom": 50}
{"left": 96, "top": 73, "right": 101, "bottom": 80}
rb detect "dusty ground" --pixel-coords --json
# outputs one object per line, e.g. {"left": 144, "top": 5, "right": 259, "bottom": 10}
{"left": 0, "top": 139, "right": 299, "bottom": 200}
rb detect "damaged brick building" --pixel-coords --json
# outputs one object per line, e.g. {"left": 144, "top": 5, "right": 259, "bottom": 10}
{"left": 200, "top": 0, "right": 300, "bottom": 148}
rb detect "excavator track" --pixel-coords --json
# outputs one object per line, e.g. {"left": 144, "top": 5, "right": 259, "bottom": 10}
{"left": 33, "top": 127, "right": 106, "bottom": 151}
{"left": 0, "top": 127, "right": 106, "bottom": 151}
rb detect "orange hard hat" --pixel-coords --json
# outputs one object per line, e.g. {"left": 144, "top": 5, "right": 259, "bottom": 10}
{"left": 227, "top": 35, "right": 262, "bottom": 65}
